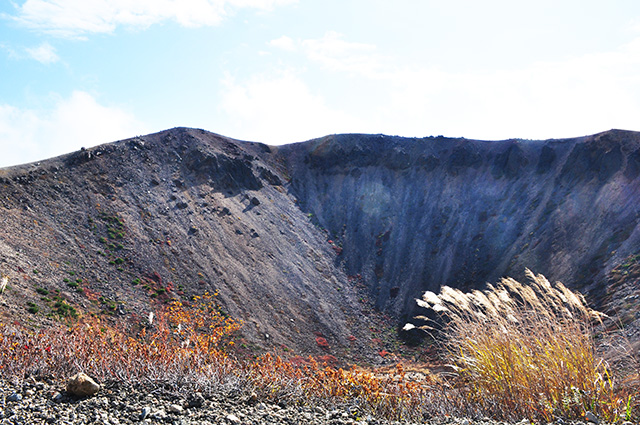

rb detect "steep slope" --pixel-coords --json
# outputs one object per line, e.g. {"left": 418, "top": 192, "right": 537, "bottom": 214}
{"left": 0, "top": 128, "right": 380, "bottom": 361}
{"left": 277, "top": 130, "right": 640, "bottom": 322}
{"left": 1, "top": 127, "right": 639, "bottom": 357}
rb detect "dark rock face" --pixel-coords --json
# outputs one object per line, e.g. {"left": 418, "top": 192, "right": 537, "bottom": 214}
{"left": 277, "top": 130, "right": 640, "bottom": 319}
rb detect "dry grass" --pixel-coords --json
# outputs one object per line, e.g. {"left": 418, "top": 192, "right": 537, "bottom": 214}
{"left": 417, "top": 269, "right": 639, "bottom": 422}
{"left": 0, "top": 276, "right": 7, "bottom": 294}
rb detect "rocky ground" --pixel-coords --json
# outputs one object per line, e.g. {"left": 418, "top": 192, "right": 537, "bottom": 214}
{"left": 0, "top": 377, "right": 618, "bottom": 425}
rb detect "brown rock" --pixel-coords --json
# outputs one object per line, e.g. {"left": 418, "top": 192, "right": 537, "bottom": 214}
{"left": 66, "top": 372, "right": 100, "bottom": 397}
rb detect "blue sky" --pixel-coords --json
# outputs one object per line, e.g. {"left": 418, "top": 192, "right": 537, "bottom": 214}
{"left": 2, "top": 1, "right": 640, "bottom": 167}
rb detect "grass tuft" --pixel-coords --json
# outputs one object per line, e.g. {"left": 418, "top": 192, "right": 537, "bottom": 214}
{"left": 417, "top": 269, "right": 638, "bottom": 422}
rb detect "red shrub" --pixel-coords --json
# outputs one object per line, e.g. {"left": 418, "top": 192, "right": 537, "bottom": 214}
{"left": 315, "top": 337, "right": 329, "bottom": 348}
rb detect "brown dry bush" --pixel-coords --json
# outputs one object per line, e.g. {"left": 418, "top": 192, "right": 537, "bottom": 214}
{"left": 0, "top": 293, "right": 241, "bottom": 392}
{"left": 0, "top": 292, "right": 457, "bottom": 422}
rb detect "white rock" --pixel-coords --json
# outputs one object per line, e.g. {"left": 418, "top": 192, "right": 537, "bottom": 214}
{"left": 168, "top": 404, "right": 183, "bottom": 414}
{"left": 140, "top": 406, "right": 151, "bottom": 420}
{"left": 151, "top": 409, "right": 167, "bottom": 420}
{"left": 226, "top": 413, "right": 241, "bottom": 423}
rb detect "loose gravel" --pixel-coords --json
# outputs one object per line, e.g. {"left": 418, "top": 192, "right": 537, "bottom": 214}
{"left": 0, "top": 377, "right": 609, "bottom": 425}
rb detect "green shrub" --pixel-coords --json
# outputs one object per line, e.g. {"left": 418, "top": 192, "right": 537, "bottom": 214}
{"left": 54, "top": 300, "right": 77, "bottom": 318}
{"left": 26, "top": 302, "right": 39, "bottom": 314}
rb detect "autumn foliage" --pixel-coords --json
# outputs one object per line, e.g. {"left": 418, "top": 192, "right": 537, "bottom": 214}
{"left": 1, "top": 277, "right": 637, "bottom": 423}
{"left": 0, "top": 293, "right": 240, "bottom": 387}
{"left": 0, "top": 291, "right": 452, "bottom": 421}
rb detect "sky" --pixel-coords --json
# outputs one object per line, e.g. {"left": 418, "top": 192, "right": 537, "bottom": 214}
{"left": 2, "top": 1, "right": 640, "bottom": 167}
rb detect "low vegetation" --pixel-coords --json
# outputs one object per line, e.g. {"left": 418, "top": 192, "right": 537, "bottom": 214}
{"left": 417, "top": 269, "right": 639, "bottom": 422}
{"left": 0, "top": 272, "right": 638, "bottom": 423}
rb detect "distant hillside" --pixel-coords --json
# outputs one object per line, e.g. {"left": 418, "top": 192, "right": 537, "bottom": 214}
{"left": 1, "top": 127, "right": 639, "bottom": 358}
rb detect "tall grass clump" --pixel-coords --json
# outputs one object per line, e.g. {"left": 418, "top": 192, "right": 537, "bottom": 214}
{"left": 417, "top": 269, "right": 637, "bottom": 422}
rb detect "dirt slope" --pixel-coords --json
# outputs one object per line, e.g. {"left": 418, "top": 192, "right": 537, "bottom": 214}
{"left": 0, "top": 128, "right": 385, "bottom": 362}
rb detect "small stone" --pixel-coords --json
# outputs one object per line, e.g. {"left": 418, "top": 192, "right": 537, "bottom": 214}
{"left": 187, "top": 393, "right": 205, "bottom": 408}
{"left": 140, "top": 406, "right": 151, "bottom": 420}
{"left": 226, "top": 413, "right": 241, "bottom": 423}
{"left": 459, "top": 419, "right": 470, "bottom": 425}
{"left": 151, "top": 409, "right": 167, "bottom": 420}
{"left": 247, "top": 392, "right": 258, "bottom": 405}
{"left": 66, "top": 373, "right": 100, "bottom": 397}
{"left": 168, "top": 404, "right": 183, "bottom": 414}
{"left": 51, "top": 392, "right": 64, "bottom": 402}
{"left": 585, "top": 411, "right": 599, "bottom": 423}
{"left": 250, "top": 197, "right": 260, "bottom": 206}
{"left": 7, "top": 393, "right": 22, "bottom": 402}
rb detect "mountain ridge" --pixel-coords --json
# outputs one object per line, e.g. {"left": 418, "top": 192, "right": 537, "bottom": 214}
{"left": 1, "top": 127, "right": 639, "bottom": 359}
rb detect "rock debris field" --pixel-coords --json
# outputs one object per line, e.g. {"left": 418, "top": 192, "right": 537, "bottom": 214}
{"left": 0, "top": 378, "right": 615, "bottom": 425}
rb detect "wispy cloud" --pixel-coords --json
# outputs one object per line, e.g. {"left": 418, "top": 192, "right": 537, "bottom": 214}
{"left": 0, "top": 91, "right": 146, "bottom": 167}
{"left": 25, "top": 42, "right": 59, "bottom": 63}
{"left": 259, "top": 31, "right": 640, "bottom": 141}
{"left": 301, "top": 31, "right": 379, "bottom": 72}
{"left": 270, "top": 31, "right": 386, "bottom": 77}
{"left": 269, "top": 35, "right": 295, "bottom": 52}
{"left": 9, "top": 0, "right": 297, "bottom": 38}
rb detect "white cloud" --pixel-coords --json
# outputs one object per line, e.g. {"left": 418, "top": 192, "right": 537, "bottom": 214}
{"left": 25, "top": 42, "right": 59, "bottom": 63}
{"left": 219, "top": 70, "right": 363, "bottom": 145}
{"left": 0, "top": 91, "right": 146, "bottom": 167}
{"left": 10, "top": 0, "right": 298, "bottom": 38}
{"left": 264, "top": 32, "right": 640, "bottom": 140}
{"left": 269, "top": 35, "right": 295, "bottom": 52}
{"left": 301, "top": 31, "right": 376, "bottom": 64}
{"left": 380, "top": 38, "right": 640, "bottom": 140}
{"left": 274, "top": 31, "right": 386, "bottom": 78}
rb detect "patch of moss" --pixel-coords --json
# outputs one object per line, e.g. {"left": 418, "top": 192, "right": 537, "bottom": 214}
{"left": 26, "top": 302, "right": 39, "bottom": 314}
